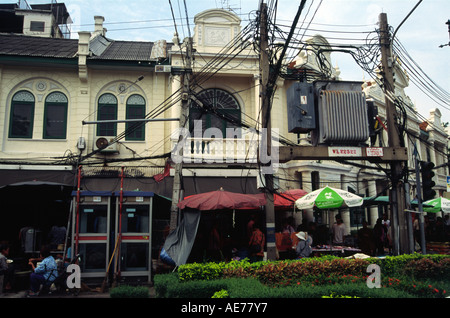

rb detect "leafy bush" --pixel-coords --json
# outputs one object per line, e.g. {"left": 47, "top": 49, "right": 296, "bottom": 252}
{"left": 165, "top": 279, "right": 229, "bottom": 298}
{"left": 211, "top": 289, "right": 229, "bottom": 298}
{"left": 397, "top": 280, "right": 448, "bottom": 298}
{"left": 109, "top": 285, "right": 150, "bottom": 298}
{"left": 154, "top": 275, "right": 415, "bottom": 298}
{"left": 153, "top": 273, "right": 179, "bottom": 298}
{"left": 154, "top": 254, "right": 450, "bottom": 298}
{"left": 178, "top": 261, "right": 227, "bottom": 281}
{"left": 402, "top": 257, "right": 450, "bottom": 279}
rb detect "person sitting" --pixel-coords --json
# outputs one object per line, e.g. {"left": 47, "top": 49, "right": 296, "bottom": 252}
{"left": 28, "top": 245, "right": 58, "bottom": 296}
{"left": 0, "top": 244, "right": 11, "bottom": 295}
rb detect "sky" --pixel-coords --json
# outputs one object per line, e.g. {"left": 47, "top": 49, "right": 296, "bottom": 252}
{"left": 6, "top": 0, "right": 450, "bottom": 125}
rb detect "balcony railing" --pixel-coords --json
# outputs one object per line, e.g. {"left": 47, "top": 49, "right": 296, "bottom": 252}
{"left": 171, "top": 136, "right": 259, "bottom": 163}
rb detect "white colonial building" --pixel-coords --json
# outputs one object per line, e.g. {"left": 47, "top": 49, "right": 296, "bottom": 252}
{"left": 0, "top": 5, "right": 447, "bottom": 264}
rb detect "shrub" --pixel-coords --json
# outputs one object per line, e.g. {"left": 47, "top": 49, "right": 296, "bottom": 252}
{"left": 178, "top": 261, "right": 227, "bottom": 281}
{"left": 244, "top": 258, "right": 371, "bottom": 285}
{"left": 154, "top": 273, "right": 179, "bottom": 298}
{"left": 176, "top": 255, "right": 450, "bottom": 284}
{"left": 403, "top": 257, "right": 450, "bottom": 279}
{"left": 154, "top": 255, "right": 450, "bottom": 298}
{"left": 165, "top": 279, "right": 228, "bottom": 298}
{"left": 211, "top": 289, "right": 229, "bottom": 298}
{"left": 225, "top": 278, "right": 269, "bottom": 298}
{"left": 232, "top": 279, "right": 414, "bottom": 298}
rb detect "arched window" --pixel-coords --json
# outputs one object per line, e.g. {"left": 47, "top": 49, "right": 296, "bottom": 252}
{"left": 97, "top": 93, "right": 118, "bottom": 136}
{"left": 125, "top": 94, "right": 146, "bottom": 141}
{"left": 44, "top": 92, "right": 68, "bottom": 139}
{"left": 9, "top": 91, "right": 35, "bottom": 138}
{"left": 189, "top": 88, "right": 241, "bottom": 137}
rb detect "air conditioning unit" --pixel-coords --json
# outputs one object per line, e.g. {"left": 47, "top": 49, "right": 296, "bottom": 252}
{"left": 93, "top": 136, "right": 119, "bottom": 153}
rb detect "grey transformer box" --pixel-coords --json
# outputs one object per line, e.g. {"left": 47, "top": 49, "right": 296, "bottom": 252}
{"left": 287, "top": 80, "right": 370, "bottom": 146}
{"left": 286, "top": 81, "right": 316, "bottom": 133}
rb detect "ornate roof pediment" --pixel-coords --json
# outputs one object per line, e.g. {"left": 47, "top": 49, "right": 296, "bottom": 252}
{"left": 193, "top": 9, "right": 242, "bottom": 51}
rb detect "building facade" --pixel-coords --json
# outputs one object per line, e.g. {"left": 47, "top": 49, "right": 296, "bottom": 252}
{"left": 0, "top": 6, "right": 448, "bottom": 263}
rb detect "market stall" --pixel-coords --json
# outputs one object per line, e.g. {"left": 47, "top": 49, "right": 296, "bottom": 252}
{"left": 294, "top": 186, "right": 364, "bottom": 257}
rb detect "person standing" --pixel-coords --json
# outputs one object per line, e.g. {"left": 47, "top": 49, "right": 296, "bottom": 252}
{"left": 331, "top": 214, "right": 346, "bottom": 245}
{"left": 373, "top": 218, "right": 386, "bottom": 255}
{"left": 357, "top": 221, "right": 375, "bottom": 256}
{"left": 247, "top": 215, "right": 256, "bottom": 240}
{"left": 206, "top": 221, "right": 222, "bottom": 262}
{"left": 248, "top": 223, "right": 265, "bottom": 262}
{"left": 382, "top": 214, "right": 392, "bottom": 253}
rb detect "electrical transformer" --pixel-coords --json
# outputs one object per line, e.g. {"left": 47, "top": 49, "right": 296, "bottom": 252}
{"left": 287, "top": 81, "right": 316, "bottom": 133}
{"left": 311, "top": 81, "right": 369, "bottom": 146}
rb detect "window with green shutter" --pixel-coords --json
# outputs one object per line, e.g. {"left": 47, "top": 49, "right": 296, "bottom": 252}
{"left": 9, "top": 91, "right": 35, "bottom": 139}
{"left": 125, "top": 94, "right": 146, "bottom": 141}
{"left": 97, "top": 93, "right": 118, "bottom": 136}
{"left": 43, "top": 92, "right": 68, "bottom": 139}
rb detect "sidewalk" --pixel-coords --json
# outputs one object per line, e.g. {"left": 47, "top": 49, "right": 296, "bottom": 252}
{"left": 1, "top": 286, "right": 155, "bottom": 298}
{"left": 1, "top": 289, "right": 110, "bottom": 298}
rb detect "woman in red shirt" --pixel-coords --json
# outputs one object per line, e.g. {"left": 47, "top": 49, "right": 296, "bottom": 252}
{"left": 248, "top": 224, "right": 265, "bottom": 262}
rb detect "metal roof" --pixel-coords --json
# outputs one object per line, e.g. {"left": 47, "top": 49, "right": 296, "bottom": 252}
{"left": 0, "top": 33, "right": 170, "bottom": 62}
{"left": 0, "top": 33, "right": 78, "bottom": 58}
{"left": 89, "top": 38, "right": 154, "bottom": 61}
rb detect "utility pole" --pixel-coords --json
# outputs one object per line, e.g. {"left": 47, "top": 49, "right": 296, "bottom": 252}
{"left": 414, "top": 150, "right": 427, "bottom": 254}
{"left": 259, "top": 0, "right": 306, "bottom": 260}
{"left": 170, "top": 36, "right": 193, "bottom": 231}
{"left": 379, "top": 13, "right": 409, "bottom": 254}
{"left": 259, "top": 2, "right": 277, "bottom": 260}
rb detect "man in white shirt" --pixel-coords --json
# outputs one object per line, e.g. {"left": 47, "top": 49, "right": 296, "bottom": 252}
{"left": 332, "top": 214, "right": 346, "bottom": 245}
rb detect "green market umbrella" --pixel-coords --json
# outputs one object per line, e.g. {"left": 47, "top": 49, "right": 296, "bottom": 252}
{"left": 363, "top": 195, "right": 389, "bottom": 206}
{"left": 422, "top": 197, "right": 450, "bottom": 213}
{"left": 295, "top": 186, "right": 364, "bottom": 210}
{"left": 362, "top": 196, "right": 434, "bottom": 209}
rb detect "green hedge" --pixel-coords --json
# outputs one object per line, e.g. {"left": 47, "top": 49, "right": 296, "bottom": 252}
{"left": 153, "top": 254, "right": 450, "bottom": 298}
{"left": 154, "top": 274, "right": 416, "bottom": 298}
{"left": 176, "top": 254, "right": 450, "bottom": 283}
{"left": 369, "top": 253, "right": 450, "bottom": 277}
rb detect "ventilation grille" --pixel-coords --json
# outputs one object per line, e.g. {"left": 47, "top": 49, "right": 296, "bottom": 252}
{"left": 315, "top": 89, "right": 369, "bottom": 145}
